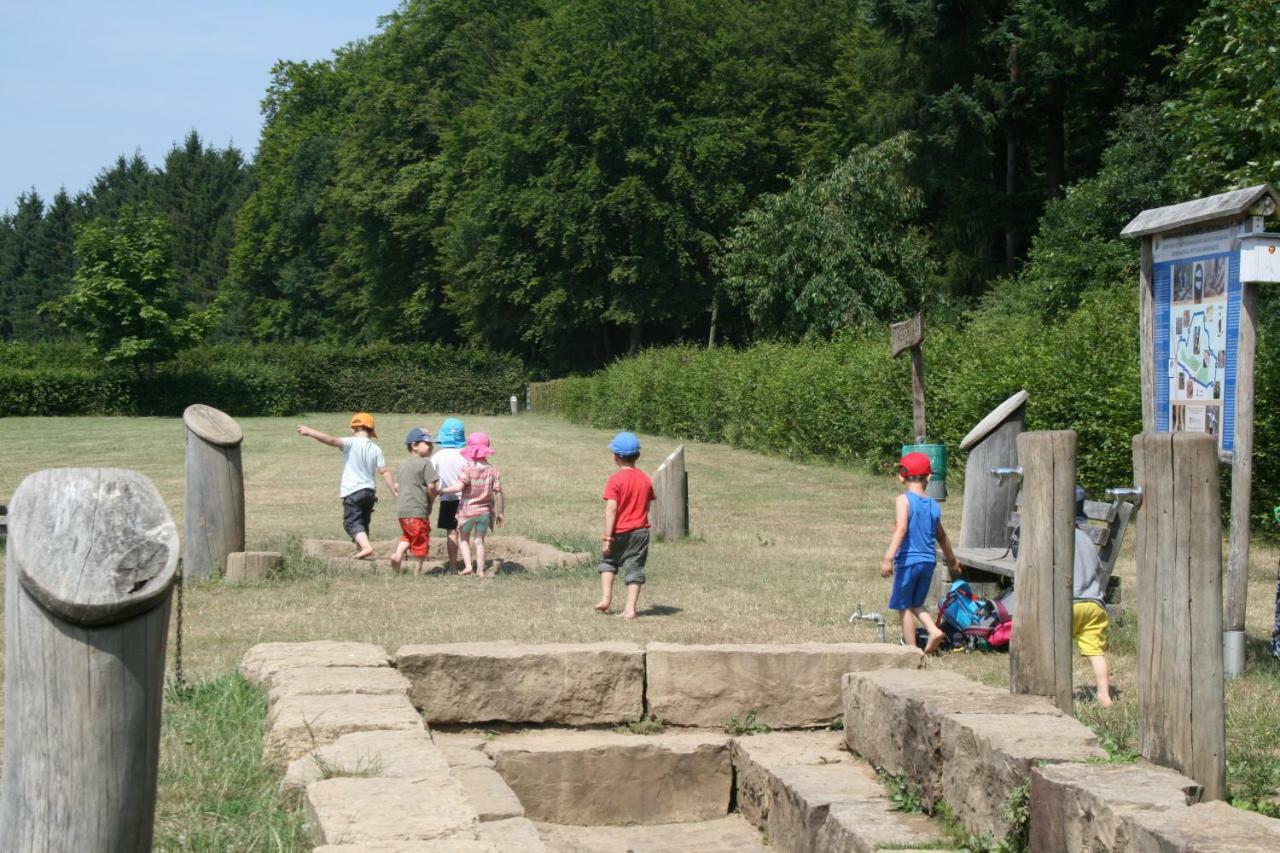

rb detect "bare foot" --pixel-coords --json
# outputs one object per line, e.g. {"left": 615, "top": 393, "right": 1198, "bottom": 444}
{"left": 619, "top": 610, "right": 638, "bottom": 620}
{"left": 923, "top": 630, "right": 944, "bottom": 655}
{"left": 459, "top": 568, "right": 474, "bottom": 576}
{"left": 594, "top": 601, "right": 611, "bottom": 612}
{"left": 354, "top": 548, "right": 375, "bottom": 560}
{"left": 390, "top": 554, "right": 403, "bottom": 572}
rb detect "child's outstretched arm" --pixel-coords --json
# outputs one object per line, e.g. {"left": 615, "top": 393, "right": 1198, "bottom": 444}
{"left": 936, "top": 520, "right": 960, "bottom": 577}
{"left": 297, "top": 425, "right": 342, "bottom": 448}
{"left": 602, "top": 499, "right": 619, "bottom": 556}
{"left": 379, "top": 465, "right": 398, "bottom": 496}
{"left": 880, "top": 494, "right": 909, "bottom": 578}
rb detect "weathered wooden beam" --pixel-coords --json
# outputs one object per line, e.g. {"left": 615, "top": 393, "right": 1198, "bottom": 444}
{"left": 1, "top": 468, "right": 178, "bottom": 851}
{"left": 1224, "top": 281, "right": 1259, "bottom": 678}
{"left": 1133, "top": 432, "right": 1225, "bottom": 801}
{"left": 890, "top": 313, "right": 927, "bottom": 441}
{"left": 1010, "top": 430, "right": 1076, "bottom": 713}
{"left": 651, "top": 445, "right": 688, "bottom": 541}
{"left": 183, "top": 403, "right": 245, "bottom": 580}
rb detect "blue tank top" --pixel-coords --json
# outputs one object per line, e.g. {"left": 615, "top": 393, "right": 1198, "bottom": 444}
{"left": 896, "top": 492, "right": 940, "bottom": 568}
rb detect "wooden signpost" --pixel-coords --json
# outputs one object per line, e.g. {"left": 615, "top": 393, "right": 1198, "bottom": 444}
{"left": 890, "top": 312, "right": 927, "bottom": 443}
{"left": 1122, "top": 184, "right": 1280, "bottom": 678}
{"left": 183, "top": 403, "right": 246, "bottom": 580}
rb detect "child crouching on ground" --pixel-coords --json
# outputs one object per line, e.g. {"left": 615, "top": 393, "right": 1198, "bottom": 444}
{"left": 297, "top": 413, "right": 398, "bottom": 559}
{"left": 595, "top": 431, "right": 655, "bottom": 620}
{"left": 391, "top": 427, "right": 440, "bottom": 574}
{"left": 438, "top": 431, "right": 504, "bottom": 577}
{"left": 880, "top": 451, "right": 958, "bottom": 653}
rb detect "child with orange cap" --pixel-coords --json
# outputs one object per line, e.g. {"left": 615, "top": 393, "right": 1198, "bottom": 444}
{"left": 297, "top": 413, "right": 398, "bottom": 559}
{"left": 880, "top": 451, "right": 958, "bottom": 653}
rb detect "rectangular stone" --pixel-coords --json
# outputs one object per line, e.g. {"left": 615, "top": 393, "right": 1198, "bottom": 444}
{"left": 305, "top": 776, "right": 478, "bottom": 845}
{"left": 1030, "top": 761, "right": 1202, "bottom": 851}
{"left": 453, "top": 765, "right": 525, "bottom": 822}
{"left": 283, "top": 730, "right": 451, "bottom": 796}
{"left": 842, "top": 669, "right": 1065, "bottom": 804}
{"left": 240, "top": 640, "right": 390, "bottom": 686}
{"left": 267, "top": 665, "right": 411, "bottom": 711}
{"left": 477, "top": 817, "right": 548, "bottom": 852}
{"left": 1129, "top": 800, "right": 1280, "bottom": 852}
{"left": 266, "top": 692, "right": 425, "bottom": 765}
{"left": 939, "top": 712, "right": 1106, "bottom": 842}
{"left": 486, "top": 730, "right": 731, "bottom": 825}
{"left": 646, "top": 642, "right": 922, "bottom": 728}
{"left": 395, "top": 642, "right": 644, "bottom": 725}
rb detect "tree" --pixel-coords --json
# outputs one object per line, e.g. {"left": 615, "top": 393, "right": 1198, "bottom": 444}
{"left": 45, "top": 205, "right": 210, "bottom": 373}
{"left": 0, "top": 190, "right": 79, "bottom": 341}
{"left": 719, "top": 134, "right": 938, "bottom": 340}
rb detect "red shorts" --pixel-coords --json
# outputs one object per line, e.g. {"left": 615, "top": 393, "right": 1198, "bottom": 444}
{"left": 398, "top": 517, "right": 431, "bottom": 558}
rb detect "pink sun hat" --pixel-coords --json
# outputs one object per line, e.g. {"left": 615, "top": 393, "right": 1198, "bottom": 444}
{"left": 462, "top": 431, "right": 494, "bottom": 460}
{"left": 466, "top": 431, "right": 490, "bottom": 446}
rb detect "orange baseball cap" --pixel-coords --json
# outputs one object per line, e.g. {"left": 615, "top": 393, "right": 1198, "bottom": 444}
{"left": 349, "top": 412, "right": 378, "bottom": 437}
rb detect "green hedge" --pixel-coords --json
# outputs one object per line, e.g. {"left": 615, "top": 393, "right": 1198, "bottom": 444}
{"left": 0, "top": 343, "right": 524, "bottom": 418}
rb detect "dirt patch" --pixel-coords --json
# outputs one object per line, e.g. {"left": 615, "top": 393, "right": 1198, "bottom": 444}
{"left": 301, "top": 535, "right": 590, "bottom": 575}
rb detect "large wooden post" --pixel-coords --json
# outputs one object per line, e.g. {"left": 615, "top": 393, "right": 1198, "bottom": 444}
{"left": 1133, "top": 432, "right": 1226, "bottom": 801}
{"left": 1, "top": 468, "right": 178, "bottom": 851}
{"left": 959, "top": 391, "right": 1028, "bottom": 554}
{"left": 1224, "top": 281, "right": 1259, "bottom": 676}
{"left": 890, "top": 312, "right": 927, "bottom": 442}
{"left": 1009, "top": 430, "right": 1076, "bottom": 713}
{"left": 651, "top": 445, "right": 689, "bottom": 541}
{"left": 183, "top": 403, "right": 245, "bottom": 580}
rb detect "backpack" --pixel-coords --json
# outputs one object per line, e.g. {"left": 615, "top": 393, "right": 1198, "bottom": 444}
{"left": 936, "top": 580, "right": 999, "bottom": 651}
{"left": 987, "top": 586, "right": 1015, "bottom": 649}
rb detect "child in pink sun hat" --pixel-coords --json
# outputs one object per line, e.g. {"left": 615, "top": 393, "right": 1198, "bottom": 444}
{"left": 439, "top": 431, "right": 504, "bottom": 576}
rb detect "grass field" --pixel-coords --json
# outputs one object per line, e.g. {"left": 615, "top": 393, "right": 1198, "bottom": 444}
{"left": 1, "top": 412, "right": 1279, "bottom": 846}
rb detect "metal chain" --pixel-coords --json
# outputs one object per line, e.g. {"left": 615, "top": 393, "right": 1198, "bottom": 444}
{"left": 173, "top": 566, "right": 187, "bottom": 689}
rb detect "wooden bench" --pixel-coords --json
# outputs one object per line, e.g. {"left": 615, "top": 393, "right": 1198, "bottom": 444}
{"left": 950, "top": 495, "right": 1134, "bottom": 615}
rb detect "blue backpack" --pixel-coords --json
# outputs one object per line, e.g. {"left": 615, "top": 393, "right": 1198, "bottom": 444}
{"left": 938, "top": 580, "right": 986, "bottom": 630}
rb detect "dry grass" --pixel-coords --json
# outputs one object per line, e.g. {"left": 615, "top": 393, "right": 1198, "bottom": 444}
{"left": 2, "top": 411, "right": 1280, "bottom": 829}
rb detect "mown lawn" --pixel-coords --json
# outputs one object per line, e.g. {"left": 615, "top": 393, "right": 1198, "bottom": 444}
{"left": 1, "top": 412, "right": 1277, "bottom": 847}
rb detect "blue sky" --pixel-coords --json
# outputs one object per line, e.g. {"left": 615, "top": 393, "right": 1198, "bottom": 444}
{"left": 0, "top": 1, "right": 393, "bottom": 214}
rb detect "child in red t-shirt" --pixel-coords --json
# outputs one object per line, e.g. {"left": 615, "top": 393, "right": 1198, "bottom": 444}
{"left": 595, "top": 431, "right": 656, "bottom": 619}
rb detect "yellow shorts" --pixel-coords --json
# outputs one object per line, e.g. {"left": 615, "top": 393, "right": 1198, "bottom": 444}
{"left": 1072, "top": 601, "right": 1109, "bottom": 657}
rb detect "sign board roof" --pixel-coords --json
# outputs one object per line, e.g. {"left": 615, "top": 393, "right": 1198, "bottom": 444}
{"left": 1121, "top": 184, "right": 1278, "bottom": 239}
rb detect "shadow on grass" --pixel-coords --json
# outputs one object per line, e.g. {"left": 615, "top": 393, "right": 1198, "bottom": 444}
{"left": 642, "top": 604, "right": 683, "bottom": 617}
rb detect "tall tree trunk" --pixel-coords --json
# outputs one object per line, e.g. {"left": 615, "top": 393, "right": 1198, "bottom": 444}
{"left": 1046, "top": 87, "right": 1066, "bottom": 196}
{"left": 1005, "top": 43, "right": 1021, "bottom": 273}
{"left": 628, "top": 320, "right": 642, "bottom": 355}
{"left": 707, "top": 294, "right": 719, "bottom": 350}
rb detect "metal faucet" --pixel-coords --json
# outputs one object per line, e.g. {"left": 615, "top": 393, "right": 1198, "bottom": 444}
{"left": 848, "top": 604, "right": 887, "bottom": 643}
{"left": 1105, "top": 486, "right": 1144, "bottom": 510}
{"left": 990, "top": 466, "right": 1023, "bottom": 486}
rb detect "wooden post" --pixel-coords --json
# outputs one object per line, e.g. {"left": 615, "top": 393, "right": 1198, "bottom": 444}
{"left": 651, "top": 445, "right": 689, "bottom": 541}
{"left": 1133, "top": 432, "right": 1226, "bottom": 800}
{"left": 1139, "top": 236, "right": 1155, "bottom": 432}
{"left": 1010, "top": 430, "right": 1076, "bottom": 713}
{"left": 183, "top": 403, "right": 245, "bottom": 580}
{"left": 1224, "top": 281, "right": 1259, "bottom": 678}
{"left": 0, "top": 468, "right": 178, "bottom": 850}
{"left": 890, "top": 312, "right": 927, "bottom": 442}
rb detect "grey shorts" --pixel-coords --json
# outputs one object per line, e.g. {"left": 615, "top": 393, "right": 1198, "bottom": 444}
{"left": 597, "top": 528, "right": 650, "bottom": 585}
{"left": 342, "top": 488, "right": 377, "bottom": 538}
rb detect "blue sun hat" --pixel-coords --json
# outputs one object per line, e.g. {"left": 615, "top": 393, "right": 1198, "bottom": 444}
{"left": 609, "top": 431, "right": 641, "bottom": 456}
{"left": 437, "top": 417, "right": 466, "bottom": 449}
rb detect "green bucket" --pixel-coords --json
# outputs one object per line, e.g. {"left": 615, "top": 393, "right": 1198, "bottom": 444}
{"left": 901, "top": 442, "right": 947, "bottom": 501}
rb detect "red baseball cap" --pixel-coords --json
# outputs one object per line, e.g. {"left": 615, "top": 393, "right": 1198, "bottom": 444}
{"left": 898, "top": 451, "right": 931, "bottom": 478}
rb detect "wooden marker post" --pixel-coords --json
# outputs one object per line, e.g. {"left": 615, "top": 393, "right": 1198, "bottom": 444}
{"left": 1132, "top": 432, "right": 1225, "bottom": 800}
{"left": 890, "top": 312, "right": 927, "bottom": 442}
{"left": 651, "top": 445, "right": 689, "bottom": 541}
{"left": 1010, "top": 430, "right": 1076, "bottom": 713}
{"left": 183, "top": 403, "right": 245, "bottom": 580}
{"left": 1, "top": 468, "right": 179, "bottom": 851}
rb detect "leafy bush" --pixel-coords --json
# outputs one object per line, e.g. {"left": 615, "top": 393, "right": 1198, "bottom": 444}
{"left": 0, "top": 366, "right": 135, "bottom": 416}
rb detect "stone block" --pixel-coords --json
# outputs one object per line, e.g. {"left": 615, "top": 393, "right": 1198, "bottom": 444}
{"left": 1129, "top": 800, "right": 1280, "bottom": 852}
{"left": 266, "top": 692, "right": 424, "bottom": 765}
{"left": 304, "top": 776, "right": 478, "bottom": 845}
{"left": 240, "top": 640, "right": 389, "bottom": 686}
{"left": 453, "top": 765, "right": 525, "bottom": 822}
{"left": 434, "top": 733, "right": 495, "bottom": 769}
{"left": 1029, "top": 761, "right": 1202, "bottom": 852}
{"left": 730, "top": 731, "right": 849, "bottom": 828}
{"left": 396, "top": 642, "right": 644, "bottom": 725}
{"left": 938, "top": 712, "right": 1106, "bottom": 841}
{"left": 267, "top": 665, "right": 410, "bottom": 711}
{"left": 477, "top": 817, "right": 548, "bottom": 851}
{"left": 486, "top": 730, "right": 732, "bottom": 825}
{"left": 533, "top": 816, "right": 768, "bottom": 852}
{"left": 842, "top": 669, "right": 1065, "bottom": 803}
{"left": 646, "top": 642, "right": 922, "bottom": 728}
{"left": 313, "top": 841, "right": 493, "bottom": 853}
{"left": 283, "top": 730, "right": 450, "bottom": 795}
{"left": 225, "top": 550, "right": 282, "bottom": 583}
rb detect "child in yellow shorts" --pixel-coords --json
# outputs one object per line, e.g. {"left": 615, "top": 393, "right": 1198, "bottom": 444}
{"left": 1072, "top": 486, "right": 1112, "bottom": 707}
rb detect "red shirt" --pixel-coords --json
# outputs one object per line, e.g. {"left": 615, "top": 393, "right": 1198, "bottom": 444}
{"left": 604, "top": 467, "right": 655, "bottom": 534}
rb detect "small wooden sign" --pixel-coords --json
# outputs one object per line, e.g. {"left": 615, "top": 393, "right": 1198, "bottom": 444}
{"left": 890, "top": 312, "right": 924, "bottom": 358}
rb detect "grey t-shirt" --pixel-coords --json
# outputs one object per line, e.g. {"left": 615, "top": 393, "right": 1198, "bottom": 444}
{"left": 395, "top": 455, "right": 440, "bottom": 519}
{"left": 1072, "top": 527, "right": 1107, "bottom": 604}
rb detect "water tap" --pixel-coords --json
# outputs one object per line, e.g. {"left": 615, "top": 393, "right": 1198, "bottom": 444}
{"left": 848, "top": 604, "right": 887, "bottom": 644}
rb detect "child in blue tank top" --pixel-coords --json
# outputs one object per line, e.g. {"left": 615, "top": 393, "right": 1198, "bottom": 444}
{"left": 880, "top": 451, "right": 959, "bottom": 653}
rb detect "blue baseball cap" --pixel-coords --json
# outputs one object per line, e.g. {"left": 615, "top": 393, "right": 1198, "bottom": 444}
{"left": 406, "top": 427, "right": 434, "bottom": 449}
{"left": 609, "top": 431, "right": 641, "bottom": 456}
{"left": 437, "top": 417, "right": 466, "bottom": 449}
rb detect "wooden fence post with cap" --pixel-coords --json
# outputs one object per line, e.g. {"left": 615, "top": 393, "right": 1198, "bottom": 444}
{"left": 651, "top": 445, "right": 689, "bottom": 541}
{"left": 183, "top": 403, "right": 245, "bottom": 580}
{"left": 0, "top": 467, "right": 179, "bottom": 851}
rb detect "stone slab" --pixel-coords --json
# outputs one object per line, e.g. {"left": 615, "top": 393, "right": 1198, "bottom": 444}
{"left": 240, "top": 640, "right": 389, "bottom": 686}
{"left": 842, "top": 669, "right": 1066, "bottom": 804}
{"left": 939, "top": 712, "right": 1106, "bottom": 841}
{"left": 225, "top": 550, "right": 282, "bottom": 583}
{"left": 267, "top": 665, "right": 411, "bottom": 711}
{"left": 1030, "top": 761, "right": 1203, "bottom": 852}
{"left": 313, "top": 842, "right": 493, "bottom": 853}
{"left": 433, "top": 732, "right": 497, "bottom": 769}
{"left": 534, "top": 816, "right": 768, "bottom": 853}
{"left": 486, "top": 730, "right": 731, "bottom": 825}
{"left": 729, "top": 731, "right": 850, "bottom": 828}
{"left": 1129, "top": 800, "right": 1280, "bottom": 852}
{"left": 283, "top": 730, "right": 450, "bottom": 795}
{"left": 478, "top": 817, "right": 548, "bottom": 852}
{"left": 453, "top": 765, "right": 525, "bottom": 822}
{"left": 396, "top": 642, "right": 644, "bottom": 725}
{"left": 645, "top": 642, "right": 922, "bottom": 728}
{"left": 266, "top": 692, "right": 424, "bottom": 765}
{"left": 305, "top": 776, "right": 478, "bottom": 845}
